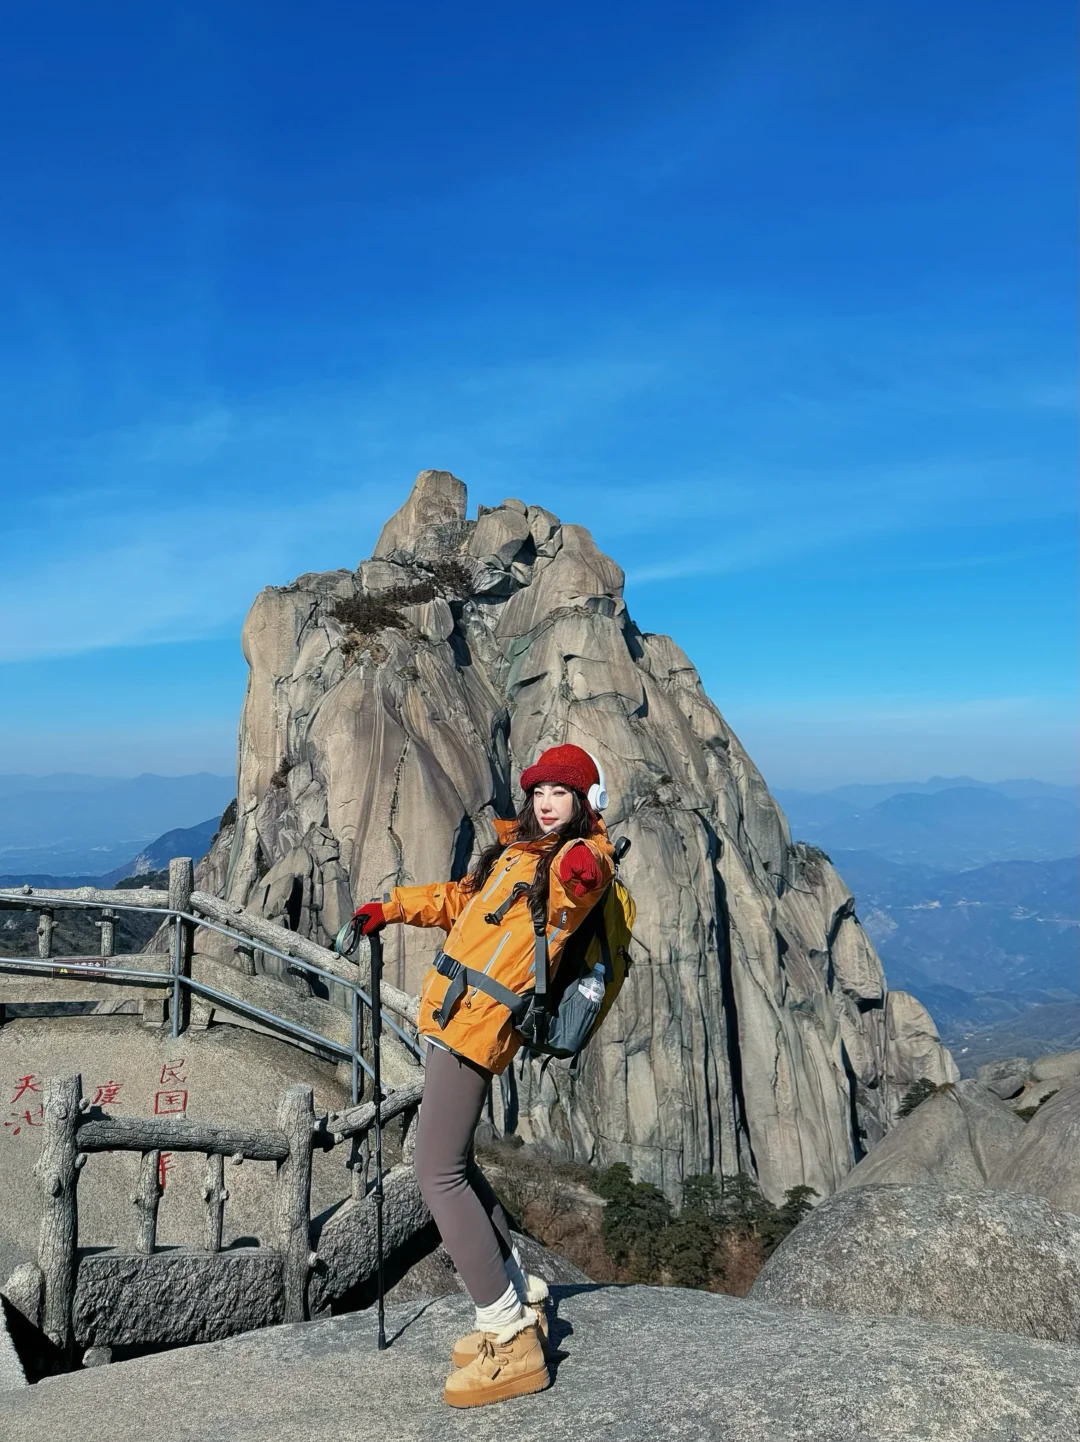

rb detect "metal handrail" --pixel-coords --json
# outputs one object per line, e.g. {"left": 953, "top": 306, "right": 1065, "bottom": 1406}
{"left": 0, "top": 889, "right": 423, "bottom": 1104}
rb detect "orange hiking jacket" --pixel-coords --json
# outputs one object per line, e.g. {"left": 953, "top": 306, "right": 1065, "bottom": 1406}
{"left": 383, "top": 818, "right": 615, "bottom": 1074}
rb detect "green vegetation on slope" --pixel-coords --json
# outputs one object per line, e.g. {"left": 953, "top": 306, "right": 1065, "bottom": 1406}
{"left": 479, "top": 1140, "right": 815, "bottom": 1296}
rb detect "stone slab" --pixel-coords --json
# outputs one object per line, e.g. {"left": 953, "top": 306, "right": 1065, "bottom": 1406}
{"left": 1, "top": 1286, "right": 1078, "bottom": 1442}
{"left": 72, "top": 1250, "right": 283, "bottom": 1349}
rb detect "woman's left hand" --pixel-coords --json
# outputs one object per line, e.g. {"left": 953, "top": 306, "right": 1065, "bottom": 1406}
{"left": 559, "top": 842, "right": 603, "bottom": 896}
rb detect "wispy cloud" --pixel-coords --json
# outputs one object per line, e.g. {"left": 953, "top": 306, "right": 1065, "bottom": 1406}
{"left": 1, "top": 459, "right": 388, "bottom": 662}
{"left": 4, "top": 325, "right": 1074, "bottom": 662}
{"left": 621, "top": 455, "right": 1074, "bottom": 584}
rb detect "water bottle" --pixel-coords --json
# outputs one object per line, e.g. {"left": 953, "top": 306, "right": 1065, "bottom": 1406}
{"left": 578, "top": 964, "right": 605, "bottom": 1005}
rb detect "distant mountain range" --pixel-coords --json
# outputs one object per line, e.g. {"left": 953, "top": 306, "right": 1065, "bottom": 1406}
{"left": 835, "top": 850, "right": 1078, "bottom": 995}
{"left": 777, "top": 778, "right": 1079, "bottom": 869}
{"left": 774, "top": 778, "right": 1079, "bottom": 1070}
{"left": 0, "top": 816, "right": 222, "bottom": 890}
{"left": 829, "top": 847, "right": 1079, "bottom": 1074}
{"left": 0, "top": 772, "right": 234, "bottom": 875}
{"left": 100, "top": 817, "right": 222, "bottom": 884}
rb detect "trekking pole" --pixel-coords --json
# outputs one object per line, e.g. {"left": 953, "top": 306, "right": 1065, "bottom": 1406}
{"left": 369, "top": 928, "right": 387, "bottom": 1351}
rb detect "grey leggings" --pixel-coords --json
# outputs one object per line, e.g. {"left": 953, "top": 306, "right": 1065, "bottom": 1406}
{"left": 413, "top": 1043, "right": 515, "bottom": 1307}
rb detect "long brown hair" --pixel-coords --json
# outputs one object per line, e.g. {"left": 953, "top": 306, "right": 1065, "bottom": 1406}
{"left": 463, "top": 788, "right": 594, "bottom": 916}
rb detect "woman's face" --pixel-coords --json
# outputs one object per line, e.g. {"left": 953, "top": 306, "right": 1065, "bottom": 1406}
{"left": 532, "top": 784, "right": 576, "bottom": 833}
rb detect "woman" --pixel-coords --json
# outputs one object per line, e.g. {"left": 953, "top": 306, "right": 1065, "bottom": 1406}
{"left": 350, "top": 744, "right": 614, "bottom": 1408}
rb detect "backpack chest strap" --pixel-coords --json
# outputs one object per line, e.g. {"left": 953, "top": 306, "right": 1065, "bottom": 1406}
{"left": 430, "top": 950, "right": 530, "bottom": 1029}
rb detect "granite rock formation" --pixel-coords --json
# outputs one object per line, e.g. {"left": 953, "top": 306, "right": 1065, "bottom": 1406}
{"left": 204, "top": 468, "right": 957, "bottom": 1202}
{"left": 837, "top": 1079, "right": 1025, "bottom": 1192}
{"left": 835, "top": 1058, "right": 1080, "bottom": 1214}
{"left": 988, "top": 1077, "right": 1080, "bottom": 1215}
{"left": 750, "top": 1183, "right": 1080, "bottom": 1346}
{"left": 975, "top": 1055, "right": 1033, "bottom": 1100}
{"left": 1009, "top": 1050, "right": 1080, "bottom": 1115}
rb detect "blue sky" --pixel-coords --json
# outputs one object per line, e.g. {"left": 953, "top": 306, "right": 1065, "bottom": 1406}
{"left": 1, "top": 1, "right": 1076, "bottom": 788}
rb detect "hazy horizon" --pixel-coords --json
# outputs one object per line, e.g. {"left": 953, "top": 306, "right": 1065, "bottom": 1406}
{"left": 2, "top": 767, "right": 1076, "bottom": 795}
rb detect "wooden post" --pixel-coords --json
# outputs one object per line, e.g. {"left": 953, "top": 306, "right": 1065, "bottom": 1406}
{"left": 133, "top": 1150, "right": 162, "bottom": 1254}
{"left": 37, "top": 910, "right": 54, "bottom": 959}
{"left": 203, "top": 1151, "right": 227, "bottom": 1252}
{"left": 282, "top": 919, "right": 314, "bottom": 998}
{"left": 168, "top": 858, "right": 194, "bottom": 1036}
{"left": 97, "top": 908, "right": 117, "bottom": 958}
{"left": 273, "top": 1085, "right": 315, "bottom": 1322}
{"left": 350, "top": 1133, "right": 370, "bottom": 1200}
{"left": 234, "top": 942, "right": 257, "bottom": 977}
{"left": 34, "top": 1074, "right": 81, "bottom": 1357}
{"left": 402, "top": 1106, "right": 419, "bottom": 1164}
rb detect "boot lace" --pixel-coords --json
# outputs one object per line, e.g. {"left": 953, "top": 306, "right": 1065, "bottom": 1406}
{"left": 475, "top": 1336, "right": 502, "bottom": 1377}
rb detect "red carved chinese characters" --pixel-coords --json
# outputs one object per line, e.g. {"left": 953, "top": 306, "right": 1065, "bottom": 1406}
{"left": 158, "top": 1059, "right": 187, "bottom": 1088}
{"left": 10, "top": 1075, "right": 39, "bottom": 1103}
{"left": 5, "top": 1075, "right": 44, "bottom": 1136}
{"left": 154, "top": 1089, "right": 188, "bottom": 1115}
{"left": 154, "top": 1057, "right": 188, "bottom": 1118}
{"left": 154, "top": 1058, "right": 189, "bottom": 1187}
{"left": 91, "top": 1080, "right": 123, "bottom": 1108}
{"left": 4, "top": 1106, "right": 43, "bottom": 1136}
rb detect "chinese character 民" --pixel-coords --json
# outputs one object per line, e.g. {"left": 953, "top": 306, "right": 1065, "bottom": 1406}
{"left": 10, "top": 1075, "right": 39, "bottom": 1104}
{"left": 154, "top": 1089, "right": 188, "bottom": 1116}
{"left": 91, "top": 1080, "right": 123, "bottom": 1108}
{"left": 159, "top": 1059, "right": 187, "bottom": 1087}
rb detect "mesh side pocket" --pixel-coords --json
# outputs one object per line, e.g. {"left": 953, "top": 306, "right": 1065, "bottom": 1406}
{"left": 544, "top": 983, "right": 604, "bottom": 1058}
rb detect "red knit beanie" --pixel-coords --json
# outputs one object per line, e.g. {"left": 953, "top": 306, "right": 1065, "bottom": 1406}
{"left": 520, "top": 744, "right": 599, "bottom": 798}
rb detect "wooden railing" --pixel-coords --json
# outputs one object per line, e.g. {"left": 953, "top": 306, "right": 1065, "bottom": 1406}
{"left": 0, "top": 861, "right": 432, "bottom": 1361}
{"left": 13, "top": 1070, "right": 426, "bottom": 1361}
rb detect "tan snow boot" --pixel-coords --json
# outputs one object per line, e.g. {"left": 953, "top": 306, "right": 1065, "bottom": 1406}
{"left": 443, "top": 1310, "right": 550, "bottom": 1409}
{"left": 451, "top": 1275, "right": 550, "bottom": 1368}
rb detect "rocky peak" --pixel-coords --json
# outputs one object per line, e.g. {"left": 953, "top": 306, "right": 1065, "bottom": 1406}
{"left": 373, "top": 468, "right": 469, "bottom": 561}
{"left": 209, "top": 470, "right": 957, "bottom": 1204}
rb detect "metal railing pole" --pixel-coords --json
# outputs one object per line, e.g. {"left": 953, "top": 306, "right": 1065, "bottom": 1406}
{"left": 350, "top": 986, "right": 360, "bottom": 1106}
{"left": 370, "top": 931, "right": 386, "bottom": 1350}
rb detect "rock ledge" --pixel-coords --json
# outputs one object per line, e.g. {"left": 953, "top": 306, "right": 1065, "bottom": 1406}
{"left": 1, "top": 1285, "right": 1077, "bottom": 1442}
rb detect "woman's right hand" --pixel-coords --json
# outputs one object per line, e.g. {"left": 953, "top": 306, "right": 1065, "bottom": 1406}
{"left": 351, "top": 901, "right": 387, "bottom": 936}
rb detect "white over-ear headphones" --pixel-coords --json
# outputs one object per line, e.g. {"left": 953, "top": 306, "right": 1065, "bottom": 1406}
{"left": 584, "top": 750, "right": 608, "bottom": 813}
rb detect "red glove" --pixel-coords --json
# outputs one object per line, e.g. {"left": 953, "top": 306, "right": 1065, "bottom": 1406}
{"left": 559, "top": 842, "right": 602, "bottom": 897}
{"left": 351, "top": 902, "right": 386, "bottom": 936}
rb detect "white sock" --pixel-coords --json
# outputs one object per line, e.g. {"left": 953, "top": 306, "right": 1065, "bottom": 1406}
{"left": 504, "top": 1243, "right": 528, "bottom": 1302}
{"left": 474, "top": 1280, "right": 525, "bottom": 1334}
